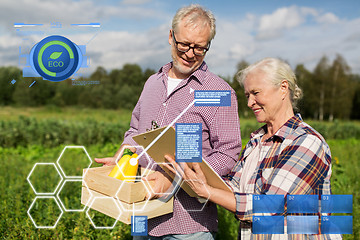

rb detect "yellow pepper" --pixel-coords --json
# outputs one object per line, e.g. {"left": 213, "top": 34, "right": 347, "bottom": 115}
{"left": 108, "top": 152, "right": 139, "bottom": 183}
{"left": 124, "top": 155, "right": 139, "bottom": 183}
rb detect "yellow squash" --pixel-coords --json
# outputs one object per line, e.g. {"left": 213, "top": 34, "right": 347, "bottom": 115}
{"left": 108, "top": 153, "right": 138, "bottom": 183}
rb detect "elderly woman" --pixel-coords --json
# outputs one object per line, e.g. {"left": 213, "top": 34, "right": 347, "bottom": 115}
{"left": 164, "top": 58, "right": 341, "bottom": 239}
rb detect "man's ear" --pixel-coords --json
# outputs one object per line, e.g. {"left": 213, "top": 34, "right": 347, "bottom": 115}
{"left": 168, "top": 30, "right": 173, "bottom": 45}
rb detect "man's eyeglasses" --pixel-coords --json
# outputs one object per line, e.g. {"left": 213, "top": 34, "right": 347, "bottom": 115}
{"left": 171, "top": 30, "right": 210, "bottom": 57}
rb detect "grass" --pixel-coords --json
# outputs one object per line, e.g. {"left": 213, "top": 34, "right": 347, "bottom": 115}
{"left": 0, "top": 144, "right": 131, "bottom": 240}
{"left": 0, "top": 107, "right": 359, "bottom": 239}
{"left": 2, "top": 141, "right": 358, "bottom": 239}
{"left": 0, "top": 106, "right": 133, "bottom": 123}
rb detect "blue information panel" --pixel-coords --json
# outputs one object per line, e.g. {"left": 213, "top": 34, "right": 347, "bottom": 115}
{"left": 252, "top": 216, "right": 284, "bottom": 234}
{"left": 253, "top": 195, "right": 284, "bottom": 213}
{"left": 321, "top": 216, "right": 353, "bottom": 234}
{"left": 287, "top": 195, "right": 318, "bottom": 213}
{"left": 131, "top": 216, "right": 148, "bottom": 236}
{"left": 321, "top": 195, "right": 353, "bottom": 213}
{"left": 287, "top": 216, "right": 319, "bottom": 234}
{"left": 194, "top": 90, "right": 231, "bottom": 107}
{"left": 175, "top": 123, "right": 202, "bottom": 162}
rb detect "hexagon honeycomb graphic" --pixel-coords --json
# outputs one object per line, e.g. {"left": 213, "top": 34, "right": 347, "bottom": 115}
{"left": 27, "top": 163, "right": 63, "bottom": 195}
{"left": 115, "top": 178, "right": 151, "bottom": 213}
{"left": 27, "top": 145, "right": 95, "bottom": 229}
{"left": 86, "top": 196, "right": 122, "bottom": 229}
{"left": 175, "top": 179, "right": 210, "bottom": 212}
{"left": 27, "top": 196, "right": 63, "bottom": 229}
{"left": 56, "top": 179, "right": 92, "bottom": 212}
{"left": 144, "top": 162, "right": 182, "bottom": 199}
{"left": 56, "top": 146, "right": 92, "bottom": 178}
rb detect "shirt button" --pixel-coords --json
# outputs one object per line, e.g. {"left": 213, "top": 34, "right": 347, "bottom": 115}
{"left": 163, "top": 103, "right": 166, "bottom": 106}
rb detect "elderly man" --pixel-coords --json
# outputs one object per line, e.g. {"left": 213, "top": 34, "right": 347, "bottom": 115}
{"left": 95, "top": 4, "right": 241, "bottom": 239}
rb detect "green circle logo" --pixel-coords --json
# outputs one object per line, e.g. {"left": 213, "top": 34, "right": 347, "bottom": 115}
{"left": 30, "top": 35, "right": 82, "bottom": 82}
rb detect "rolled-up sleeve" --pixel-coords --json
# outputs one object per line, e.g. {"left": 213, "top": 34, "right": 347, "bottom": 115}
{"left": 122, "top": 99, "right": 141, "bottom": 147}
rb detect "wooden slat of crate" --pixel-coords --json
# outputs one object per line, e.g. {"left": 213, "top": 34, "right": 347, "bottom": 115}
{"left": 81, "top": 187, "right": 174, "bottom": 225}
{"left": 83, "top": 166, "right": 151, "bottom": 203}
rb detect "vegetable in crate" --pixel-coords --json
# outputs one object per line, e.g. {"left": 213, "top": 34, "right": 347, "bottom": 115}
{"left": 108, "top": 149, "right": 138, "bottom": 182}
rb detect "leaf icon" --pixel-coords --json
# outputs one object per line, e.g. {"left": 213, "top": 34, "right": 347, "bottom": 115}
{"left": 49, "top": 52, "right": 62, "bottom": 60}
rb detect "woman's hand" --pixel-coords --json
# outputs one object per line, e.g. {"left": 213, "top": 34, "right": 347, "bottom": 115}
{"left": 163, "top": 155, "right": 237, "bottom": 212}
{"left": 164, "top": 154, "right": 211, "bottom": 199}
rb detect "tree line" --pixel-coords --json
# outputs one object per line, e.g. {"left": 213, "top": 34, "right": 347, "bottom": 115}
{"left": 0, "top": 64, "right": 155, "bottom": 111}
{"left": 1, "top": 54, "right": 359, "bottom": 120}
{"left": 228, "top": 54, "right": 360, "bottom": 120}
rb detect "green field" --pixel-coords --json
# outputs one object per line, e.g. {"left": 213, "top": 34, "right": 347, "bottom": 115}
{"left": 0, "top": 107, "right": 359, "bottom": 239}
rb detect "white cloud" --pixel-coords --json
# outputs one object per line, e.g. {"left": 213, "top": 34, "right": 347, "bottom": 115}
{"left": 253, "top": 14, "right": 360, "bottom": 74}
{"left": 0, "top": 1, "right": 360, "bottom": 80}
{"left": 0, "top": 23, "right": 170, "bottom": 76}
{"left": 258, "top": 6, "right": 304, "bottom": 32}
{"left": 316, "top": 12, "right": 340, "bottom": 24}
{"left": 121, "top": 0, "right": 152, "bottom": 5}
{"left": 206, "top": 6, "right": 360, "bottom": 76}
{"left": 299, "top": 7, "right": 318, "bottom": 17}
{"left": 0, "top": 0, "right": 103, "bottom": 27}
{"left": 0, "top": 0, "right": 165, "bottom": 31}
{"left": 0, "top": 0, "right": 171, "bottom": 75}
{"left": 205, "top": 17, "right": 256, "bottom": 77}
{"left": 256, "top": 6, "right": 322, "bottom": 40}
{"left": 87, "top": 28, "right": 168, "bottom": 71}
{"left": 0, "top": 33, "right": 30, "bottom": 67}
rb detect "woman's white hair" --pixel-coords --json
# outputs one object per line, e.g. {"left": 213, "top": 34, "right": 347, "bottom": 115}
{"left": 236, "top": 57, "right": 303, "bottom": 110}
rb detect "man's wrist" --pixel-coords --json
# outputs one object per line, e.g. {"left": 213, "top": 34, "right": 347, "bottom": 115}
{"left": 113, "top": 144, "right": 130, "bottom": 159}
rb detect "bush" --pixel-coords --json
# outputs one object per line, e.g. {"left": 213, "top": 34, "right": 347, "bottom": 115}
{"left": 0, "top": 116, "right": 128, "bottom": 148}
{"left": 308, "top": 120, "right": 360, "bottom": 139}
{"left": 1, "top": 117, "right": 359, "bottom": 148}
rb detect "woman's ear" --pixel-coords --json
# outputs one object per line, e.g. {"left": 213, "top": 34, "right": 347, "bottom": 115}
{"left": 280, "top": 79, "right": 289, "bottom": 100}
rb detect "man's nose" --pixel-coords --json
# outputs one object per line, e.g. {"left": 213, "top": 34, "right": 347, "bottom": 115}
{"left": 185, "top": 48, "right": 195, "bottom": 58}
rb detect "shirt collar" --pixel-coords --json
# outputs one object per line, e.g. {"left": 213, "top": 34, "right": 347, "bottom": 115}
{"left": 158, "top": 61, "right": 208, "bottom": 85}
{"left": 274, "top": 113, "right": 303, "bottom": 141}
{"left": 250, "top": 113, "right": 303, "bottom": 142}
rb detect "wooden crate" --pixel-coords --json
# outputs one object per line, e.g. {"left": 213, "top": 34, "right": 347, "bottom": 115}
{"left": 83, "top": 165, "right": 151, "bottom": 203}
{"left": 81, "top": 187, "right": 174, "bottom": 224}
{"left": 81, "top": 166, "right": 174, "bottom": 224}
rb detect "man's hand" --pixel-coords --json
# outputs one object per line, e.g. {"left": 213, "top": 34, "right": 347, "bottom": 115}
{"left": 94, "top": 144, "right": 136, "bottom": 166}
{"left": 94, "top": 156, "right": 117, "bottom": 166}
{"left": 143, "top": 171, "right": 172, "bottom": 199}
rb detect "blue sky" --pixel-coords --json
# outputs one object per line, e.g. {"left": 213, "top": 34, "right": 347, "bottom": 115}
{"left": 1, "top": 0, "right": 360, "bottom": 77}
